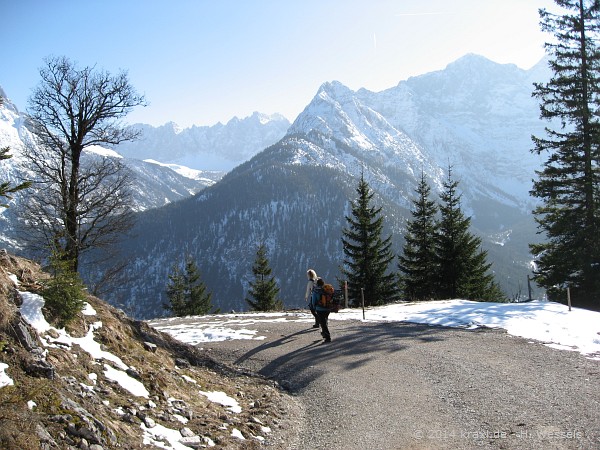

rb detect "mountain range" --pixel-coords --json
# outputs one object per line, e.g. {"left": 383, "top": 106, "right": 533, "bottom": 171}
{"left": 1, "top": 54, "right": 552, "bottom": 319}
{"left": 116, "top": 112, "right": 290, "bottom": 171}
{"left": 0, "top": 88, "right": 288, "bottom": 250}
{"left": 104, "top": 54, "right": 551, "bottom": 319}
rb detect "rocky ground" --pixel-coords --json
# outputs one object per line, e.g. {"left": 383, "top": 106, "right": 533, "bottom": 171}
{"left": 0, "top": 251, "right": 302, "bottom": 449}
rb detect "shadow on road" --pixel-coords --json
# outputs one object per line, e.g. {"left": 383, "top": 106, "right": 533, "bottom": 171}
{"left": 233, "top": 321, "right": 455, "bottom": 392}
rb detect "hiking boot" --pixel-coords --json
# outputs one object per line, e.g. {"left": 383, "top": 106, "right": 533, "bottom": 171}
{"left": 312, "top": 324, "right": 320, "bottom": 329}
{"left": 323, "top": 338, "right": 331, "bottom": 343}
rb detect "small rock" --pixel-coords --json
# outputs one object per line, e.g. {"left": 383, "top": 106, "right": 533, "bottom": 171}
{"left": 143, "top": 341, "right": 157, "bottom": 352}
{"left": 175, "top": 358, "right": 190, "bottom": 368}
{"left": 126, "top": 367, "right": 141, "bottom": 380}
{"left": 144, "top": 417, "right": 156, "bottom": 428}
{"left": 180, "top": 427, "right": 195, "bottom": 437}
{"left": 179, "top": 436, "right": 203, "bottom": 449}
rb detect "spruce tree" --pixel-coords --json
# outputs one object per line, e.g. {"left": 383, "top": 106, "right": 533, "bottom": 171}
{"left": 531, "top": 0, "right": 600, "bottom": 309}
{"left": 0, "top": 146, "right": 31, "bottom": 208}
{"left": 341, "top": 173, "right": 398, "bottom": 307}
{"left": 246, "top": 243, "right": 283, "bottom": 311}
{"left": 435, "top": 168, "right": 503, "bottom": 301}
{"left": 42, "top": 247, "right": 87, "bottom": 327}
{"left": 0, "top": 98, "right": 31, "bottom": 207}
{"left": 165, "top": 257, "right": 214, "bottom": 316}
{"left": 398, "top": 172, "right": 439, "bottom": 301}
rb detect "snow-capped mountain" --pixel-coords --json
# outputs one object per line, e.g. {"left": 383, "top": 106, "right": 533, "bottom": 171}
{"left": 115, "top": 112, "right": 291, "bottom": 171}
{"left": 104, "top": 55, "right": 551, "bottom": 319}
{"left": 0, "top": 92, "right": 220, "bottom": 251}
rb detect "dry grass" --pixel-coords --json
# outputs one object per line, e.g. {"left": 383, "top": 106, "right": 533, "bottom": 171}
{"left": 0, "top": 251, "right": 301, "bottom": 449}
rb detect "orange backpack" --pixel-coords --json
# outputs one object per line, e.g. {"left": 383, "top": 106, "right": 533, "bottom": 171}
{"left": 319, "top": 283, "right": 340, "bottom": 312}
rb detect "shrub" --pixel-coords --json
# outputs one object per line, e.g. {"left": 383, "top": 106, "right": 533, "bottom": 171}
{"left": 42, "top": 253, "right": 86, "bottom": 327}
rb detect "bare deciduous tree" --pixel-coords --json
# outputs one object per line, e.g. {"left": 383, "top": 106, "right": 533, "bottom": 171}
{"left": 19, "top": 56, "right": 146, "bottom": 271}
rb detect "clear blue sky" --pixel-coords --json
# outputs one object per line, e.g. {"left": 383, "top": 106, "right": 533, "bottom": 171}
{"left": 1, "top": 0, "right": 556, "bottom": 128}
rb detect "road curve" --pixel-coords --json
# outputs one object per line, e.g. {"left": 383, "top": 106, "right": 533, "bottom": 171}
{"left": 166, "top": 313, "right": 600, "bottom": 449}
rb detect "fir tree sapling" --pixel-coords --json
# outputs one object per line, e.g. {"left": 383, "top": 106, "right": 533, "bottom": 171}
{"left": 246, "top": 243, "right": 283, "bottom": 312}
{"left": 165, "top": 256, "right": 216, "bottom": 317}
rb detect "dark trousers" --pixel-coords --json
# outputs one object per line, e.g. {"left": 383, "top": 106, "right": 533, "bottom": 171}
{"left": 316, "top": 310, "right": 331, "bottom": 340}
{"left": 310, "top": 306, "right": 319, "bottom": 325}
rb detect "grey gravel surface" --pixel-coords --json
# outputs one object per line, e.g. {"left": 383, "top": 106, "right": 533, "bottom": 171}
{"left": 173, "top": 314, "right": 600, "bottom": 449}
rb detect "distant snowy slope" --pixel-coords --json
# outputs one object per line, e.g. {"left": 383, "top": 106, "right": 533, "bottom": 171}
{"left": 116, "top": 112, "right": 290, "bottom": 171}
{"left": 365, "top": 54, "right": 549, "bottom": 205}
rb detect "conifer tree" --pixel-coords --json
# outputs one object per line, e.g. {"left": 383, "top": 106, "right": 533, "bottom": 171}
{"left": 398, "top": 172, "right": 439, "bottom": 301}
{"left": 1, "top": 147, "right": 31, "bottom": 208}
{"left": 341, "top": 173, "right": 398, "bottom": 307}
{"left": 246, "top": 243, "right": 283, "bottom": 311}
{"left": 435, "top": 168, "right": 503, "bottom": 301}
{"left": 42, "top": 246, "right": 87, "bottom": 327}
{"left": 0, "top": 96, "right": 30, "bottom": 207}
{"left": 531, "top": 0, "right": 600, "bottom": 309}
{"left": 165, "top": 257, "right": 215, "bottom": 317}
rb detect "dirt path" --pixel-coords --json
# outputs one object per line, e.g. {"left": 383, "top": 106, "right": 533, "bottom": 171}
{"left": 160, "top": 313, "right": 600, "bottom": 449}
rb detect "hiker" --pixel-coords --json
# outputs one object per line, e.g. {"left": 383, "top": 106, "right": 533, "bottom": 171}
{"left": 305, "top": 269, "right": 320, "bottom": 328}
{"left": 311, "top": 277, "right": 331, "bottom": 343}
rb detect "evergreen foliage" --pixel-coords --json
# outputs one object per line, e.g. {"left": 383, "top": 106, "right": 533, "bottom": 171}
{"left": 341, "top": 173, "right": 398, "bottom": 307}
{"left": 530, "top": 0, "right": 600, "bottom": 309}
{"left": 0, "top": 95, "right": 31, "bottom": 207}
{"left": 42, "top": 248, "right": 87, "bottom": 327}
{"left": 0, "top": 146, "right": 31, "bottom": 208}
{"left": 165, "top": 257, "right": 215, "bottom": 317}
{"left": 398, "top": 172, "right": 439, "bottom": 300}
{"left": 434, "top": 168, "right": 503, "bottom": 301}
{"left": 246, "top": 243, "right": 283, "bottom": 311}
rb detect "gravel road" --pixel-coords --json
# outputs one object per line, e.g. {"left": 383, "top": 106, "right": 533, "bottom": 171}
{"left": 177, "top": 313, "right": 600, "bottom": 449}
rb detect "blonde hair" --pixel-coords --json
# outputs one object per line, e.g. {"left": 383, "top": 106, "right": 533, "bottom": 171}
{"left": 307, "top": 269, "right": 317, "bottom": 280}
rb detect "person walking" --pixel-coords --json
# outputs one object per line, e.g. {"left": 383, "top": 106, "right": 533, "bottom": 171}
{"left": 311, "top": 277, "right": 331, "bottom": 343}
{"left": 305, "top": 269, "right": 320, "bottom": 329}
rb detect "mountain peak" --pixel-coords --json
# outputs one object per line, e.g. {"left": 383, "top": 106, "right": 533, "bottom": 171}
{"left": 317, "top": 80, "right": 354, "bottom": 99}
{"left": 221, "top": 111, "right": 289, "bottom": 126}
{"left": 443, "top": 53, "right": 521, "bottom": 77}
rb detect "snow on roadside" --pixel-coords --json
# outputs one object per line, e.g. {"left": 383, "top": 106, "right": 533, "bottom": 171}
{"left": 151, "top": 300, "right": 600, "bottom": 360}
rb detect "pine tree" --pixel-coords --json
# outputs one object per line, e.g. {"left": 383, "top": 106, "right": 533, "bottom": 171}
{"left": 165, "top": 257, "right": 215, "bottom": 317}
{"left": 531, "top": 0, "right": 600, "bottom": 309}
{"left": 0, "top": 146, "right": 31, "bottom": 208}
{"left": 435, "top": 168, "right": 503, "bottom": 301}
{"left": 341, "top": 173, "right": 398, "bottom": 307}
{"left": 398, "top": 172, "right": 439, "bottom": 301}
{"left": 246, "top": 243, "right": 283, "bottom": 311}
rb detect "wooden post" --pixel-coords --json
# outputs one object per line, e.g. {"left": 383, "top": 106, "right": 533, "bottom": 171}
{"left": 361, "top": 288, "right": 365, "bottom": 320}
{"left": 527, "top": 275, "right": 532, "bottom": 302}
{"left": 344, "top": 280, "right": 348, "bottom": 309}
{"left": 567, "top": 287, "right": 572, "bottom": 311}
